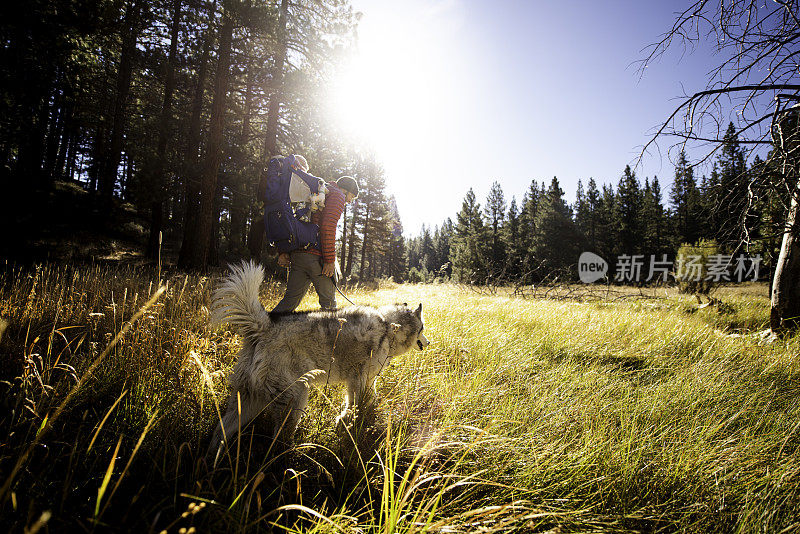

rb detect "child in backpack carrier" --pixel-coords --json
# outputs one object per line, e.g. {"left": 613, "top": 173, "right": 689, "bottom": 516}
{"left": 289, "top": 155, "right": 327, "bottom": 222}
{"left": 275, "top": 154, "right": 329, "bottom": 268}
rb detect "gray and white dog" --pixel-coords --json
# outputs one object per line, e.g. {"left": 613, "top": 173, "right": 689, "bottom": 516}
{"left": 208, "top": 261, "right": 429, "bottom": 458}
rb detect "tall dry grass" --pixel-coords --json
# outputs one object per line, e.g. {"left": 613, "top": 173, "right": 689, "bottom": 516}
{"left": 1, "top": 263, "right": 799, "bottom": 532}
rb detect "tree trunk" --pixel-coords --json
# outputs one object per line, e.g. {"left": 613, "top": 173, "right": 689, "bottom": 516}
{"left": 44, "top": 87, "right": 65, "bottom": 182}
{"left": 359, "top": 205, "right": 371, "bottom": 280}
{"left": 178, "top": 0, "right": 216, "bottom": 268}
{"left": 230, "top": 55, "right": 255, "bottom": 254}
{"left": 147, "top": 0, "right": 182, "bottom": 260}
{"left": 99, "top": 0, "right": 140, "bottom": 212}
{"left": 185, "top": 0, "right": 233, "bottom": 269}
{"left": 65, "top": 127, "right": 78, "bottom": 181}
{"left": 247, "top": 0, "right": 289, "bottom": 258}
{"left": 123, "top": 153, "right": 134, "bottom": 200}
{"left": 346, "top": 203, "right": 358, "bottom": 276}
{"left": 54, "top": 102, "right": 73, "bottom": 181}
{"left": 209, "top": 174, "right": 225, "bottom": 266}
{"left": 89, "top": 123, "right": 106, "bottom": 193}
{"left": 17, "top": 80, "right": 52, "bottom": 188}
{"left": 770, "top": 183, "right": 800, "bottom": 334}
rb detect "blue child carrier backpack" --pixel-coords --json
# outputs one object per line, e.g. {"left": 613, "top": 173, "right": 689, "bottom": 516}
{"left": 263, "top": 155, "right": 322, "bottom": 253}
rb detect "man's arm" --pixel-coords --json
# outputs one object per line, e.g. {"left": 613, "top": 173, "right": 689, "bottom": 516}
{"left": 318, "top": 186, "right": 346, "bottom": 268}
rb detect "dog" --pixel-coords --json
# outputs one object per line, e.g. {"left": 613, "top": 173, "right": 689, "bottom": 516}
{"left": 208, "top": 261, "right": 429, "bottom": 459}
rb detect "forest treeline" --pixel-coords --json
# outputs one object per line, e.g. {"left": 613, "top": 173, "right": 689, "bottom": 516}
{"left": 0, "top": 0, "right": 404, "bottom": 279}
{"left": 1, "top": 2, "right": 792, "bottom": 287}
{"left": 407, "top": 124, "right": 791, "bottom": 285}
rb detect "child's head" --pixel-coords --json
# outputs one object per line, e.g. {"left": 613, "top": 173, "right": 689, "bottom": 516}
{"left": 292, "top": 155, "right": 309, "bottom": 172}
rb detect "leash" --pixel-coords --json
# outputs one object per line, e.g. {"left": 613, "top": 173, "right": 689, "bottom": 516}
{"left": 334, "top": 279, "right": 356, "bottom": 306}
{"left": 332, "top": 261, "right": 357, "bottom": 307}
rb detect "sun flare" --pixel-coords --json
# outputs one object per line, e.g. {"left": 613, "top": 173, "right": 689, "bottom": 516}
{"left": 324, "top": 0, "right": 467, "bottom": 232}
{"left": 329, "top": 38, "right": 438, "bottom": 159}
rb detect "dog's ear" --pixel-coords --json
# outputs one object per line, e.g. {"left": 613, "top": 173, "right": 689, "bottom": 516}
{"left": 414, "top": 303, "right": 422, "bottom": 317}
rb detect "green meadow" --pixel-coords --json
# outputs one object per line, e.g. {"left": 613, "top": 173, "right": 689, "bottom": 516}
{"left": 1, "top": 263, "right": 799, "bottom": 532}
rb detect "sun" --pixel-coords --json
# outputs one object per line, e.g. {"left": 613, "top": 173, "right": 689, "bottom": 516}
{"left": 327, "top": 23, "right": 439, "bottom": 172}
{"left": 323, "top": 1, "right": 466, "bottom": 232}
{"left": 332, "top": 52, "right": 429, "bottom": 147}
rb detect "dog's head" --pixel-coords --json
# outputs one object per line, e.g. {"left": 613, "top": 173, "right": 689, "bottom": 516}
{"left": 381, "top": 303, "right": 429, "bottom": 356}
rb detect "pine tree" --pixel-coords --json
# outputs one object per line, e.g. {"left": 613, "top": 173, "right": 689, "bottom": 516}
{"left": 615, "top": 165, "right": 642, "bottom": 257}
{"left": 484, "top": 181, "right": 507, "bottom": 277}
{"left": 715, "top": 122, "right": 749, "bottom": 248}
{"left": 640, "top": 176, "right": 667, "bottom": 259}
{"left": 669, "top": 150, "right": 702, "bottom": 248}
{"left": 580, "top": 178, "right": 603, "bottom": 253}
{"left": 748, "top": 154, "right": 788, "bottom": 287}
{"left": 185, "top": 0, "right": 235, "bottom": 269}
{"left": 356, "top": 159, "right": 390, "bottom": 280}
{"left": 420, "top": 225, "right": 436, "bottom": 273}
{"left": 531, "top": 177, "right": 579, "bottom": 280}
{"left": 574, "top": 178, "right": 587, "bottom": 234}
{"left": 433, "top": 218, "right": 454, "bottom": 278}
{"left": 452, "top": 189, "right": 489, "bottom": 282}
{"left": 699, "top": 163, "right": 721, "bottom": 236}
{"left": 518, "top": 179, "right": 541, "bottom": 278}
{"left": 504, "top": 197, "right": 522, "bottom": 278}
{"left": 597, "top": 183, "right": 617, "bottom": 263}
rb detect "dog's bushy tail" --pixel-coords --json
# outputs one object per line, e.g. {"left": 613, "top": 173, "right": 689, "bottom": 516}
{"left": 212, "top": 260, "right": 271, "bottom": 340}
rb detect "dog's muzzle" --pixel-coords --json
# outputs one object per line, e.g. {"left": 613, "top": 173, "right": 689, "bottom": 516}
{"left": 417, "top": 332, "right": 429, "bottom": 351}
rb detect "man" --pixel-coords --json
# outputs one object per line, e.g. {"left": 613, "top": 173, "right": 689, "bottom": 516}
{"left": 271, "top": 175, "right": 359, "bottom": 312}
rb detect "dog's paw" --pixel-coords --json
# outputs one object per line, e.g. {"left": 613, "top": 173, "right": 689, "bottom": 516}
{"left": 335, "top": 408, "right": 356, "bottom": 431}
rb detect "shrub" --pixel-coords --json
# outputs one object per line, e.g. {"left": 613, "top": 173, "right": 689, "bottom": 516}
{"left": 406, "top": 267, "right": 428, "bottom": 283}
{"left": 675, "top": 239, "right": 720, "bottom": 294}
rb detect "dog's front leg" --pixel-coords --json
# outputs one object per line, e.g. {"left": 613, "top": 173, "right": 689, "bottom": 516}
{"left": 337, "top": 375, "right": 369, "bottom": 428}
{"left": 335, "top": 385, "right": 355, "bottom": 427}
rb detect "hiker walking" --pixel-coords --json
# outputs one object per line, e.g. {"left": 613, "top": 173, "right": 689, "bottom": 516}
{"left": 271, "top": 174, "right": 359, "bottom": 312}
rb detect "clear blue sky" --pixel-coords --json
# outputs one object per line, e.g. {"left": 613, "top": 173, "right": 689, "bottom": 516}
{"left": 333, "top": 0, "right": 756, "bottom": 235}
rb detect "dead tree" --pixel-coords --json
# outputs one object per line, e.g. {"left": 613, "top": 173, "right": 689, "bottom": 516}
{"left": 641, "top": 0, "right": 800, "bottom": 335}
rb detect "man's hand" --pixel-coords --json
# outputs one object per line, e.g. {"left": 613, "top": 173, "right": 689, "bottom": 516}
{"left": 277, "top": 253, "right": 291, "bottom": 267}
{"left": 322, "top": 262, "right": 335, "bottom": 278}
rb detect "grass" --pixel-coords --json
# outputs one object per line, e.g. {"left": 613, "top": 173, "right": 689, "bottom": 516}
{"left": 1, "top": 262, "right": 799, "bottom": 532}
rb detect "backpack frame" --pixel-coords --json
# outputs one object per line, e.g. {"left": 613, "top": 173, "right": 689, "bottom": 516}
{"left": 263, "top": 155, "right": 322, "bottom": 253}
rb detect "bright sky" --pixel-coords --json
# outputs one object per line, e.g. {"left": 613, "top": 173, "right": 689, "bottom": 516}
{"left": 327, "top": 0, "right": 751, "bottom": 235}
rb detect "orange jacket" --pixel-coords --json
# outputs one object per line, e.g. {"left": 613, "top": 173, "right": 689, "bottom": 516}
{"left": 308, "top": 182, "right": 346, "bottom": 263}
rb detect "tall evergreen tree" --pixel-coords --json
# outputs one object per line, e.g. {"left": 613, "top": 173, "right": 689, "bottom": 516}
{"left": 597, "top": 183, "right": 617, "bottom": 263}
{"left": 484, "top": 181, "right": 507, "bottom": 275}
{"left": 531, "top": 177, "right": 579, "bottom": 279}
{"left": 699, "top": 163, "right": 721, "bottom": 235}
{"left": 433, "top": 218, "right": 454, "bottom": 277}
{"left": 669, "top": 150, "right": 702, "bottom": 247}
{"left": 716, "top": 122, "right": 749, "bottom": 248}
{"left": 452, "top": 188, "right": 489, "bottom": 282}
{"left": 184, "top": 0, "right": 235, "bottom": 269}
{"left": 504, "top": 197, "right": 522, "bottom": 278}
{"left": 518, "top": 179, "right": 541, "bottom": 276}
{"left": 577, "top": 178, "right": 603, "bottom": 253}
{"left": 420, "top": 225, "right": 436, "bottom": 273}
{"left": 145, "top": 0, "right": 182, "bottom": 260}
{"left": 574, "top": 178, "right": 587, "bottom": 232}
{"left": 615, "top": 165, "right": 642, "bottom": 256}
{"left": 640, "top": 176, "right": 668, "bottom": 258}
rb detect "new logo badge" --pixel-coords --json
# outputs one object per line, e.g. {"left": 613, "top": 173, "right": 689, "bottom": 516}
{"left": 578, "top": 252, "right": 608, "bottom": 283}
